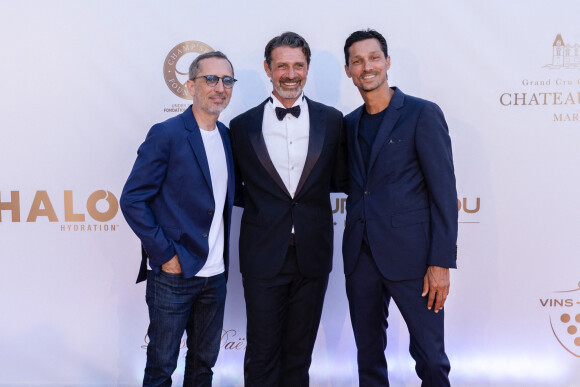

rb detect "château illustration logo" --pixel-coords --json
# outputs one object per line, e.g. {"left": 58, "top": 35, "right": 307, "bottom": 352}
{"left": 0, "top": 190, "right": 120, "bottom": 232}
{"left": 163, "top": 40, "right": 214, "bottom": 103}
{"left": 539, "top": 281, "right": 580, "bottom": 357}
{"left": 499, "top": 33, "right": 580, "bottom": 123}
{"left": 544, "top": 34, "right": 580, "bottom": 69}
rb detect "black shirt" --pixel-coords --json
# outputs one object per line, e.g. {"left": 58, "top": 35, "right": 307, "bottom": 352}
{"left": 358, "top": 107, "right": 387, "bottom": 170}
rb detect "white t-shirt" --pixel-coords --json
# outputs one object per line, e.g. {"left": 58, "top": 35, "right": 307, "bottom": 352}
{"left": 196, "top": 126, "right": 227, "bottom": 277}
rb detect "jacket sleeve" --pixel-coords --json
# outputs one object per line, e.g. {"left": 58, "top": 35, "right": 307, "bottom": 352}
{"left": 330, "top": 111, "right": 350, "bottom": 195}
{"left": 415, "top": 102, "right": 458, "bottom": 268}
{"left": 120, "top": 123, "right": 176, "bottom": 267}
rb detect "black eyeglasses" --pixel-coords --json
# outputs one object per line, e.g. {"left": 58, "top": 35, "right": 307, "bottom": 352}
{"left": 192, "top": 75, "right": 237, "bottom": 88}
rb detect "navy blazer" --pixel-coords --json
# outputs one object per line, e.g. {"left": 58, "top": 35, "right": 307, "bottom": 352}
{"left": 230, "top": 97, "right": 348, "bottom": 279}
{"left": 343, "top": 88, "right": 457, "bottom": 281}
{"left": 121, "top": 107, "right": 235, "bottom": 283}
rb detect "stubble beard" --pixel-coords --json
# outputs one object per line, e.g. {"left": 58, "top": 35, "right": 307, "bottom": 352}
{"left": 273, "top": 77, "right": 304, "bottom": 100}
{"left": 195, "top": 92, "right": 229, "bottom": 116}
{"left": 358, "top": 71, "right": 388, "bottom": 93}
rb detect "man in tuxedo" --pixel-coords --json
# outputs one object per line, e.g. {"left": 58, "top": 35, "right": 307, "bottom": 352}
{"left": 342, "top": 29, "right": 458, "bottom": 386}
{"left": 229, "top": 31, "right": 348, "bottom": 386}
{"left": 120, "top": 51, "right": 236, "bottom": 386}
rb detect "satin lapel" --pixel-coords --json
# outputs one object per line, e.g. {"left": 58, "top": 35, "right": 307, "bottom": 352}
{"left": 367, "top": 89, "right": 404, "bottom": 175}
{"left": 247, "top": 99, "right": 291, "bottom": 197}
{"left": 295, "top": 98, "right": 326, "bottom": 196}
{"left": 295, "top": 98, "right": 325, "bottom": 196}
{"left": 183, "top": 108, "right": 212, "bottom": 191}
{"left": 348, "top": 106, "right": 366, "bottom": 186}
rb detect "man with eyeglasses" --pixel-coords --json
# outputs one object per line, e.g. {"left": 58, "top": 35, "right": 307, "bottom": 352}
{"left": 230, "top": 32, "right": 348, "bottom": 386}
{"left": 121, "top": 51, "right": 236, "bottom": 386}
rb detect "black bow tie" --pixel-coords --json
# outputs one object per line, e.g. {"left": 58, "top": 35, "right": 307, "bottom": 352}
{"left": 275, "top": 105, "right": 301, "bottom": 121}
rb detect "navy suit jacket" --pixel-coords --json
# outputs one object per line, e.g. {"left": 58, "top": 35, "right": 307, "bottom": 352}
{"left": 230, "top": 97, "right": 348, "bottom": 279}
{"left": 343, "top": 88, "right": 457, "bottom": 280}
{"left": 120, "top": 106, "right": 235, "bottom": 283}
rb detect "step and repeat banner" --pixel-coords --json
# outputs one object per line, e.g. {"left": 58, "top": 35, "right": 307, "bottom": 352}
{"left": 1, "top": 1, "right": 579, "bottom": 386}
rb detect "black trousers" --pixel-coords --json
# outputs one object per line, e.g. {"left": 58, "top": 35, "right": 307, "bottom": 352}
{"left": 243, "top": 244, "right": 329, "bottom": 387}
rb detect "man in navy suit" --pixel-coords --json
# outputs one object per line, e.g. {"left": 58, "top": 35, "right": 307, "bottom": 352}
{"left": 120, "top": 51, "right": 236, "bottom": 386}
{"left": 229, "top": 32, "right": 348, "bottom": 386}
{"left": 342, "top": 29, "right": 458, "bottom": 386}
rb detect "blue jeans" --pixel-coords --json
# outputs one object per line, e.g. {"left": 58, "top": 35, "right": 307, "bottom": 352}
{"left": 144, "top": 270, "right": 226, "bottom": 387}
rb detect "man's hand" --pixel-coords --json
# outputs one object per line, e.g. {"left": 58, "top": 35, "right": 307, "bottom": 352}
{"left": 422, "top": 266, "right": 450, "bottom": 313}
{"left": 161, "top": 254, "right": 182, "bottom": 274}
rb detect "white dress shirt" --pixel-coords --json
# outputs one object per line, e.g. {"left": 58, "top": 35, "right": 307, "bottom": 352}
{"left": 262, "top": 93, "right": 310, "bottom": 199}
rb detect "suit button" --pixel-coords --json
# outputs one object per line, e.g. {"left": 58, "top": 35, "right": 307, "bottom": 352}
{"left": 358, "top": 218, "right": 364, "bottom": 223}
{"left": 202, "top": 233, "right": 208, "bottom": 238}
{"left": 208, "top": 210, "right": 214, "bottom": 215}
{"left": 364, "top": 190, "right": 370, "bottom": 195}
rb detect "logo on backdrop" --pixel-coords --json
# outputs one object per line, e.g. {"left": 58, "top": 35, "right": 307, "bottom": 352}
{"left": 163, "top": 40, "right": 214, "bottom": 113}
{"left": 544, "top": 34, "right": 580, "bottom": 69}
{"left": 458, "top": 197, "right": 480, "bottom": 224}
{"left": 539, "top": 281, "right": 580, "bottom": 357}
{"left": 141, "top": 329, "right": 247, "bottom": 352}
{"left": 499, "top": 33, "right": 580, "bottom": 123}
{"left": 0, "top": 190, "right": 120, "bottom": 232}
{"left": 330, "top": 196, "right": 481, "bottom": 227}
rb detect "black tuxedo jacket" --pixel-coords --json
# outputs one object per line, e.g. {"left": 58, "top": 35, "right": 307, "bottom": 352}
{"left": 230, "top": 97, "right": 348, "bottom": 279}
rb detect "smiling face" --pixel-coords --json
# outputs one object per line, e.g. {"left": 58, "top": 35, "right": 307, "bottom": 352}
{"left": 264, "top": 46, "right": 308, "bottom": 107}
{"left": 345, "top": 38, "right": 391, "bottom": 94}
{"left": 186, "top": 57, "right": 233, "bottom": 116}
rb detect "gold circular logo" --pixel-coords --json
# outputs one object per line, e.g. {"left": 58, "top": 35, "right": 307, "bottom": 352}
{"left": 163, "top": 41, "right": 214, "bottom": 100}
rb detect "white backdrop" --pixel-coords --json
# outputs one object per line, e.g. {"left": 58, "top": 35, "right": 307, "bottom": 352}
{"left": 1, "top": 1, "right": 580, "bottom": 386}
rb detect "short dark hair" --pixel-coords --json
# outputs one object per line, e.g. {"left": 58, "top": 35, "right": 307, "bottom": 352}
{"left": 264, "top": 31, "right": 311, "bottom": 67}
{"left": 344, "top": 29, "right": 388, "bottom": 65}
{"left": 189, "top": 51, "right": 234, "bottom": 80}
